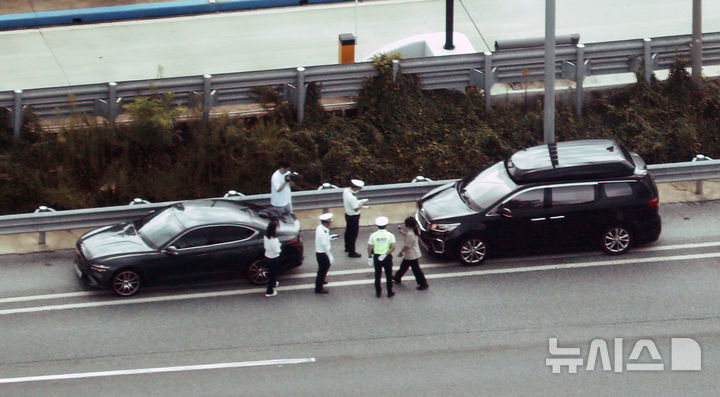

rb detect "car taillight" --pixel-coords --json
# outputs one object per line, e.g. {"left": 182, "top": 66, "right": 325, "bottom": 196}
{"left": 647, "top": 197, "right": 659, "bottom": 208}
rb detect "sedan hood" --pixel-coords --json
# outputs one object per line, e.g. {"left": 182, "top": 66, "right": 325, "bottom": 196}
{"left": 420, "top": 183, "right": 476, "bottom": 221}
{"left": 79, "top": 223, "right": 152, "bottom": 261}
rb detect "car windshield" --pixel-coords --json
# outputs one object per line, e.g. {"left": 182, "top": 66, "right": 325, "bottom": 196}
{"left": 459, "top": 162, "right": 517, "bottom": 211}
{"left": 138, "top": 206, "right": 184, "bottom": 249}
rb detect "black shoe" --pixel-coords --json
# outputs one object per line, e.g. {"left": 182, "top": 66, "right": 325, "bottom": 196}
{"left": 315, "top": 289, "right": 329, "bottom": 294}
{"left": 393, "top": 276, "right": 402, "bottom": 284}
{"left": 376, "top": 290, "right": 382, "bottom": 298}
{"left": 388, "top": 291, "right": 396, "bottom": 298}
{"left": 417, "top": 284, "right": 429, "bottom": 291}
{"left": 349, "top": 252, "right": 362, "bottom": 258}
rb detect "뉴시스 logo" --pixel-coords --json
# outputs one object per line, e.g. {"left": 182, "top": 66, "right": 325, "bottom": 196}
{"left": 546, "top": 337, "right": 702, "bottom": 374}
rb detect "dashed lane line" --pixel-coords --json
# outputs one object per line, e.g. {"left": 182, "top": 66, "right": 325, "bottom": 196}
{"left": 2, "top": 240, "right": 718, "bottom": 305}
{"left": 0, "top": 358, "right": 316, "bottom": 384}
{"left": 1, "top": 251, "right": 719, "bottom": 316}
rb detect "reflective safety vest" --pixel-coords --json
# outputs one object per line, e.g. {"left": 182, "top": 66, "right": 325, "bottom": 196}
{"left": 370, "top": 229, "right": 394, "bottom": 255}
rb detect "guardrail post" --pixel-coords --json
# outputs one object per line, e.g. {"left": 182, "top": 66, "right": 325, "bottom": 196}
{"left": 108, "top": 82, "right": 121, "bottom": 123}
{"left": 11, "top": 89, "right": 23, "bottom": 142}
{"left": 95, "top": 82, "right": 123, "bottom": 124}
{"left": 34, "top": 206, "right": 55, "bottom": 245}
{"left": 202, "top": 74, "right": 217, "bottom": 125}
{"left": 692, "top": 154, "right": 713, "bottom": 194}
{"left": 643, "top": 38, "right": 655, "bottom": 83}
{"left": 392, "top": 59, "right": 400, "bottom": 82}
{"left": 296, "top": 67, "right": 306, "bottom": 124}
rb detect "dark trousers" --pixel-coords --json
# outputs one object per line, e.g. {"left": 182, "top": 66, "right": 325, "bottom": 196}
{"left": 265, "top": 256, "right": 282, "bottom": 294}
{"left": 315, "top": 252, "right": 331, "bottom": 291}
{"left": 344, "top": 214, "right": 360, "bottom": 253}
{"left": 373, "top": 254, "right": 393, "bottom": 295}
{"left": 395, "top": 259, "right": 428, "bottom": 287}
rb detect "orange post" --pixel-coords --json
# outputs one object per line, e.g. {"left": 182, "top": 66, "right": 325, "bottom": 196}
{"left": 338, "top": 33, "right": 356, "bottom": 64}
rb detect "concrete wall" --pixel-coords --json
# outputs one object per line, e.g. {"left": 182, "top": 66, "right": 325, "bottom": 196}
{"left": 0, "top": 0, "right": 352, "bottom": 30}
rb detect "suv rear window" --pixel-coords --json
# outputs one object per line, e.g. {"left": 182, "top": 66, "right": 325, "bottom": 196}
{"left": 603, "top": 182, "right": 634, "bottom": 198}
{"left": 551, "top": 185, "right": 595, "bottom": 206}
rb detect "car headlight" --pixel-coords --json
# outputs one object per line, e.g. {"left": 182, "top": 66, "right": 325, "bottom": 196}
{"left": 89, "top": 264, "right": 111, "bottom": 272}
{"left": 430, "top": 223, "right": 460, "bottom": 233}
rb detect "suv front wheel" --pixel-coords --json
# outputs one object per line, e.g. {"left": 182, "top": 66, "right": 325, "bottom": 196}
{"left": 457, "top": 236, "right": 488, "bottom": 266}
{"left": 601, "top": 225, "right": 632, "bottom": 255}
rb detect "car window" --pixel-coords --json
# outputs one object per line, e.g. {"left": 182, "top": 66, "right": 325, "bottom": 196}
{"left": 506, "top": 189, "right": 545, "bottom": 211}
{"left": 551, "top": 185, "right": 595, "bottom": 206}
{"left": 138, "top": 206, "right": 184, "bottom": 248}
{"left": 173, "top": 228, "right": 210, "bottom": 249}
{"left": 207, "top": 226, "right": 256, "bottom": 245}
{"left": 461, "top": 162, "right": 518, "bottom": 211}
{"left": 603, "top": 182, "right": 634, "bottom": 198}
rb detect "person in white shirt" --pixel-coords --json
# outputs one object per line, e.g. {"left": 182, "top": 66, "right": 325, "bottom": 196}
{"left": 270, "top": 160, "right": 294, "bottom": 214}
{"left": 343, "top": 179, "right": 366, "bottom": 258}
{"left": 314, "top": 213, "right": 334, "bottom": 294}
{"left": 263, "top": 219, "right": 282, "bottom": 297}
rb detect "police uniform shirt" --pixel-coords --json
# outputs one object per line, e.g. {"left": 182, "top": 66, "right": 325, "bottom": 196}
{"left": 343, "top": 187, "right": 362, "bottom": 216}
{"left": 368, "top": 229, "right": 396, "bottom": 255}
{"left": 315, "top": 224, "right": 332, "bottom": 253}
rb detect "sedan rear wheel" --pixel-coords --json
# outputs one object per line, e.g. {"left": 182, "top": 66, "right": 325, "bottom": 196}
{"left": 601, "top": 225, "right": 632, "bottom": 255}
{"left": 248, "top": 259, "right": 270, "bottom": 285}
{"left": 111, "top": 269, "right": 142, "bottom": 297}
{"left": 458, "top": 236, "right": 488, "bottom": 266}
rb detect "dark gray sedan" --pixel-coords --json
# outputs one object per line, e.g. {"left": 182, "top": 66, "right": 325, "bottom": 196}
{"left": 74, "top": 199, "right": 303, "bottom": 296}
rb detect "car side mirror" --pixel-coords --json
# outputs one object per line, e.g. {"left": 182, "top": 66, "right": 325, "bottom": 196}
{"left": 501, "top": 207, "right": 513, "bottom": 218}
{"left": 165, "top": 246, "right": 179, "bottom": 255}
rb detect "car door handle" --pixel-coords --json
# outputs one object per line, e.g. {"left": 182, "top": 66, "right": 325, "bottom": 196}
{"left": 531, "top": 218, "right": 546, "bottom": 222}
{"left": 550, "top": 216, "right": 565, "bottom": 220}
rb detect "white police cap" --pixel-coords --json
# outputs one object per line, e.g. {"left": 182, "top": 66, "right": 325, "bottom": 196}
{"left": 319, "top": 213, "right": 334, "bottom": 221}
{"left": 350, "top": 179, "right": 365, "bottom": 188}
{"left": 375, "top": 216, "right": 389, "bottom": 227}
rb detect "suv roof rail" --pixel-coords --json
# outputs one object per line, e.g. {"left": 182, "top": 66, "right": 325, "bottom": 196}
{"left": 505, "top": 139, "right": 636, "bottom": 184}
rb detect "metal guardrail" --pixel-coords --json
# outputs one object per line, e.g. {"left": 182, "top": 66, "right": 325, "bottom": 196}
{"left": 3, "top": 32, "right": 720, "bottom": 135}
{"left": 1, "top": 160, "right": 719, "bottom": 236}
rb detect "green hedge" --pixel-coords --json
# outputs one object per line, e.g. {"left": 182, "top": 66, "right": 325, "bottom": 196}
{"left": 1, "top": 56, "right": 719, "bottom": 214}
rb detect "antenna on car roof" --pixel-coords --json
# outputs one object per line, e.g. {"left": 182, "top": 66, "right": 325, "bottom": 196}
{"left": 548, "top": 142, "right": 559, "bottom": 168}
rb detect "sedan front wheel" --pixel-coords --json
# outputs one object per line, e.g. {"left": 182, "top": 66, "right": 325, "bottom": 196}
{"left": 111, "top": 269, "right": 142, "bottom": 297}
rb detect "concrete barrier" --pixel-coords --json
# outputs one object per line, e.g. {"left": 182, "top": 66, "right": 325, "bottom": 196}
{"left": 0, "top": 0, "right": 352, "bottom": 30}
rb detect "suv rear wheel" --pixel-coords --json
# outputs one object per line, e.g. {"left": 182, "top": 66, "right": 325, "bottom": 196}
{"left": 601, "top": 225, "right": 632, "bottom": 255}
{"left": 458, "top": 236, "right": 488, "bottom": 266}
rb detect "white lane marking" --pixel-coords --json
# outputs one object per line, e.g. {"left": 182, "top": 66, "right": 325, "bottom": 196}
{"left": 3, "top": 241, "right": 719, "bottom": 304}
{"left": 0, "top": 291, "right": 101, "bottom": 304}
{"left": 0, "top": 358, "right": 316, "bottom": 384}
{"left": 1, "top": 251, "right": 719, "bottom": 316}
{"left": 634, "top": 241, "right": 720, "bottom": 252}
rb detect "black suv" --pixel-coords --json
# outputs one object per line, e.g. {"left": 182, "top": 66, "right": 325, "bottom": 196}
{"left": 415, "top": 139, "right": 661, "bottom": 265}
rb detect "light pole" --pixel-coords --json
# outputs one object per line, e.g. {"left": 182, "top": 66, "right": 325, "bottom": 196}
{"left": 691, "top": 0, "right": 702, "bottom": 83}
{"left": 444, "top": 0, "right": 454, "bottom": 50}
{"left": 543, "top": 0, "right": 555, "bottom": 144}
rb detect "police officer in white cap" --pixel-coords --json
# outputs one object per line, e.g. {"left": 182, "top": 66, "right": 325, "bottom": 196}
{"left": 367, "top": 216, "right": 396, "bottom": 298}
{"left": 314, "top": 213, "right": 334, "bottom": 294}
{"left": 343, "top": 179, "right": 367, "bottom": 258}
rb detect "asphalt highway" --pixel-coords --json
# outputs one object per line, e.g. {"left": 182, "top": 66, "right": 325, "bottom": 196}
{"left": 1, "top": 200, "right": 720, "bottom": 396}
{"left": 2, "top": 0, "right": 720, "bottom": 91}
